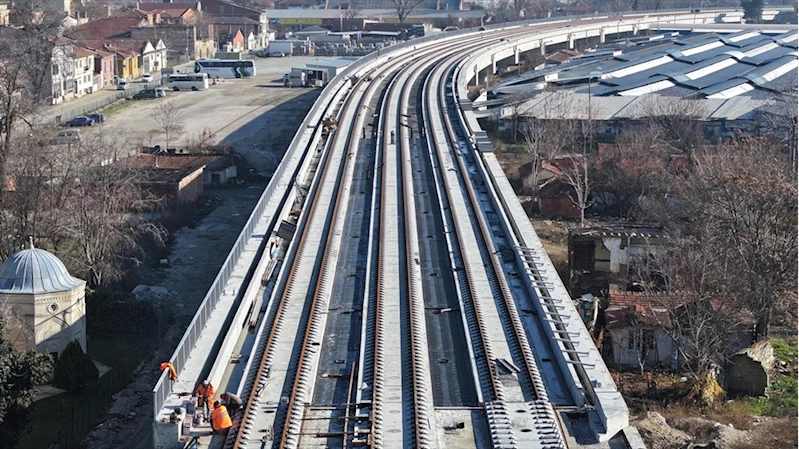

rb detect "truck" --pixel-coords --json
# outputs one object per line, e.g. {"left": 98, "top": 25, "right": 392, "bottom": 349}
{"left": 283, "top": 71, "right": 306, "bottom": 87}
{"left": 268, "top": 41, "right": 294, "bottom": 56}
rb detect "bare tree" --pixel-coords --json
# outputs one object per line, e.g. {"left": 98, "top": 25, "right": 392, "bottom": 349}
{"left": 342, "top": 1, "right": 362, "bottom": 20}
{"left": 559, "top": 153, "right": 592, "bottom": 226}
{"left": 59, "top": 163, "right": 166, "bottom": 287}
{"left": 391, "top": 0, "right": 426, "bottom": 23}
{"left": 679, "top": 139, "right": 797, "bottom": 338}
{"left": 153, "top": 100, "right": 184, "bottom": 151}
{"left": 182, "top": 127, "right": 219, "bottom": 152}
{"left": 592, "top": 124, "right": 669, "bottom": 219}
{"left": 758, "top": 77, "right": 798, "bottom": 169}
{"left": 521, "top": 93, "right": 577, "bottom": 196}
{"left": 630, "top": 232, "right": 748, "bottom": 392}
{"left": 0, "top": 128, "right": 166, "bottom": 287}
{"left": 0, "top": 14, "right": 66, "bottom": 188}
{"left": 634, "top": 97, "right": 711, "bottom": 162}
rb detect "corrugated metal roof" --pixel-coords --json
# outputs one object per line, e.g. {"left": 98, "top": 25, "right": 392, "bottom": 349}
{"left": 0, "top": 248, "right": 84, "bottom": 294}
{"left": 495, "top": 30, "right": 797, "bottom": 100}
{"left": 708, "top": 96, "right": 772, "bottom": 120}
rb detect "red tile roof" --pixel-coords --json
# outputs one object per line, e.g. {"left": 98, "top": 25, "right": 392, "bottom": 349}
{"left": 112, "top": 154, "right": 224, "bottom": 183}
{"left": 72, "top": 16, "right": 147, "bottom": 39}
{"left": 117, "top": 154, "right": 222, "bottom": 170}
{"left": 80, "top": 40, "right": 142, "bottom": 57}
{"left": 73, "top": 47, "right": 95, "bottom": 58}
{"left": 136, "top": 2, "right": 194, "bottom": 17}
{"left": 93, "top": 48, "right": 115, "bottom": 58}
{"left": 604, "top": 288, "right": 755, "bottom": 330}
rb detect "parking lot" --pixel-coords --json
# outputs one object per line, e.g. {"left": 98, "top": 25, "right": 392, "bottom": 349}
{"left": 71, "top": 56, "right": 336, "bottom": 173}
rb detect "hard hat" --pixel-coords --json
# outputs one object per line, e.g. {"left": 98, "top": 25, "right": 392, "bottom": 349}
{"left": 202, "top": 380, "right": 209, "bottom": 385}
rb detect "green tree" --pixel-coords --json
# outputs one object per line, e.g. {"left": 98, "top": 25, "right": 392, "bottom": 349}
{"left": 741, "top": 0, "right": 763, "bottom": 23}
{"left": 52, "top": 340, "right": 98, "bottom": 393}
{"left": 0, "top": 317, "right": 52, "bottom": 447}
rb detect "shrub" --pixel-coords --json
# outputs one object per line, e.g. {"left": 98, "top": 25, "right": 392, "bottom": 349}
{"left": 52, "top": 340, "right": 99, "bottom": 393}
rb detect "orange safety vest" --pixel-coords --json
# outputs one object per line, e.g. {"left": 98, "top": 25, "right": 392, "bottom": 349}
{"left": 196, "top": 383, "right": 215, "bottom": 407}
{"left": 211, "top": 405, "right": 232, "bottom": 430}
{"left": 159, "top": 362, "right": 177, "bottom": 381}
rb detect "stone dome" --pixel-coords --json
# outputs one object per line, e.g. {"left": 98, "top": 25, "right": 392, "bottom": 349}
{"left": 0, "top": 247, "right": 85, "bottom": 294}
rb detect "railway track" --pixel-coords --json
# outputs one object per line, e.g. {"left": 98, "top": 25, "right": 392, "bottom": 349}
{"left": 229, "top": 29, "right": 576, "bottom": 449}
{"left": 196, "top": 10, "right": 734, "bottom": 449}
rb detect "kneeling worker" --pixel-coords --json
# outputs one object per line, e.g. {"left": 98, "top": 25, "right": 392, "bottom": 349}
{"left": 211, "top": 401, "right": 233, "bottom": 436}
{"left": 220, "top": 392, "right": 243, "bottom": 416}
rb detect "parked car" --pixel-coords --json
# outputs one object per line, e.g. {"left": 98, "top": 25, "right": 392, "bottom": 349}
{"left": 65, "top": 116, "right": 94, "bottom": 127}
{"left": 132, "top": 89, "right": 164, "bottom": 100}
{"left": 86, "top": 112, "right": 106, "bottom": 123}
{"left": 141, "top": 73, "right": 153, "bottom": 82}
{"left": 269, "top": 51, "right": 285, "bottom": 57}
{"left": 117, "top": 81, "right": 129, "bottom": 90}
{"left": 51, "top": 129, "right": 81, "bottom": 144}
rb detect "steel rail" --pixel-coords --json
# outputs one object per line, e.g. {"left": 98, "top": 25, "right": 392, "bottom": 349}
{"left": 420, "top": 57, "right": 505, "bottom": 405}
{"left": 439, "top": 56, "right": 568, "bottom": 449}
{"left": 437, "top": 61, "right": 547, "bottom": 402}
{"left": 231, "top": 74, "right": 366, "bottom": 449}
{"left": 397, "top": 56, "right": 444, "bottom": 449}
{"left": 277, "top": 75, "right": 370, "bottom": 449}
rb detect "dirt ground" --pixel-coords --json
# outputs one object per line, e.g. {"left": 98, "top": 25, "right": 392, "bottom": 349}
{"left": 80, "top": 186, "right": 264, "bottom": 449}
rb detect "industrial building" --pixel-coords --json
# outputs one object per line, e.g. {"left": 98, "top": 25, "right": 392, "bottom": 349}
{"left": 484, "top": 29, "right": 798, "bottom": 136}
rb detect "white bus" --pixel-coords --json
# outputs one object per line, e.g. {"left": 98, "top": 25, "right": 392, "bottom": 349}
{"left": 194, "top": 59, "right": 256, "bottom": 78}
{"left": 167, "top": 73, "right": 209, "bottom": 91}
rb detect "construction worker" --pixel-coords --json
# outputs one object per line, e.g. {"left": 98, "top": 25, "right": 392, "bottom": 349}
{"left": 195, "top": 380, "right": 215, "bottom": 421}
{"left": 159, "top": 362, "right": 177, "bottom": 381}
{"left": 211, "top": 401, "right": 232, "bottom": 435}
{"left": 219, "top": 392, "right": 243, "bottom": 417}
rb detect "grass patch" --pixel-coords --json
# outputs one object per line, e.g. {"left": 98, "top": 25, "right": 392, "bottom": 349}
{"left": 770, "top": 336, "right": 797, "bottom": 363}
{"left": 87, "top": 333, "right": 148, "bottom": 368}
{"left": 746, "top": 375, "right": 798, "bottom": 418}
{"left": 18, "top": 333, "right": 149, "bottom": 449}
{"left": 97, "top": 97, "right": 137, "bottom": 117}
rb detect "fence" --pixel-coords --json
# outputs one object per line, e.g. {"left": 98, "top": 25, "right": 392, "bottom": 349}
{"left": 150, "top": 5, "right": 745, "bottom": 419}
{"left": 55, "top": 83, "right": 161, "bottom": 124}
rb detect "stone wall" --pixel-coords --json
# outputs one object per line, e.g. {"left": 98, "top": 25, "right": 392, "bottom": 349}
{"left": 133, "top": 24, "right": 201, "bottom": 61}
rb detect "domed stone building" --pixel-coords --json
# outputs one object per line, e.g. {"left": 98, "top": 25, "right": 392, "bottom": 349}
{"left": 0, "top": 244, "right": 87, "bottom": 359}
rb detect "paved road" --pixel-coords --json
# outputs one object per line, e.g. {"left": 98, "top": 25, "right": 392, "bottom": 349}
{"left": 47, "top": 62, "right": 195, "bottom": 124}
{"left": 63, "top": 56, "right": 343, "bottom": 172}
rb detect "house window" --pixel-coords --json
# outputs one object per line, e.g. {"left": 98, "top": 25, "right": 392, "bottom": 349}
{"left": 572, "top": 240, "right": 595, "bottom": 271}
{"left": 628, "top": 329, "right": 656, "bottom": 350}
{"left": 644, "top": 329, "right": 655, "bottom": 349}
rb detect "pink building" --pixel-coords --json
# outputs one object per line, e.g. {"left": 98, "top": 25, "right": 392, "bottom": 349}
{"left": 93, "top": 48, "right": 115, "bottom": 88}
